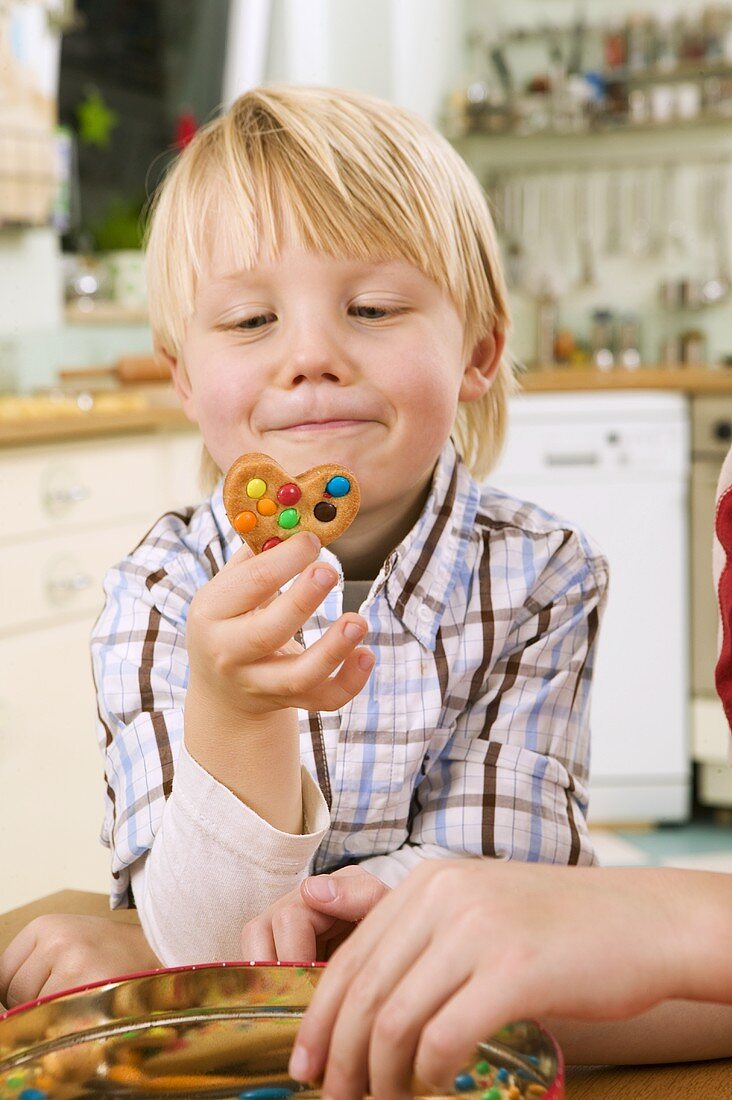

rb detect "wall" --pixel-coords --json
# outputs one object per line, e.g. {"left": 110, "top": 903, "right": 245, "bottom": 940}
{"left": 265, "top": 0, "right": 463, "bottom": 124}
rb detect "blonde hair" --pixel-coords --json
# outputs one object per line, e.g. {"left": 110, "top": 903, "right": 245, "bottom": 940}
{"left": 145, "top": 85, "right": 516, "bottom": 489}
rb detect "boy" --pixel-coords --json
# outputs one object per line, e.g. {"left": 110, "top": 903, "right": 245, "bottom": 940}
{"left": 8, "top": 85, "right": 609, "bottom": 977}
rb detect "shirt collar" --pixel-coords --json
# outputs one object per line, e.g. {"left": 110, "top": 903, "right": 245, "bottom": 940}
{"left": 381, "top": 438, "right": 480, "bottom": 649}
{"left": 209, "top": 438, "right": 480, "bottom": 650}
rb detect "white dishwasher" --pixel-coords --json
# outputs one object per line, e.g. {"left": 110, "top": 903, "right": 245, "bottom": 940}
{"left": 490, "top": 392, "right": 690, "bottom": 824}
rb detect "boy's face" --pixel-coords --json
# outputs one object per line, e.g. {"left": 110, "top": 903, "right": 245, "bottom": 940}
{"left": 169, "top": 247, "right": 500, "bottom": 529}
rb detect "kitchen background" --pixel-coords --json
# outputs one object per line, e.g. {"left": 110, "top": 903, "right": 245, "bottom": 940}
{"left": 3, "top": 0, "right": 732, "bottom": 910}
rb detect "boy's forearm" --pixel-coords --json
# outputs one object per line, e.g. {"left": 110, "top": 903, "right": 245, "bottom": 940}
{"left": 550, "top": 1001, "right": 732, "bottom": 1065}
{"left": 184, "top": 680, "right": 303, "bottom": 834}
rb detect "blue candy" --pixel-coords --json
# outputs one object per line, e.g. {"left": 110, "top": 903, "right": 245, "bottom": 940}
{"left": 453, "top": 1073, "right": 476, "bottom": 1092}
{"left": 19, "top": 1090, "right": 48, "bottom": 1100}
{"left": 238, "top": 1090, "right": 294, "bottom": 1100}
{"left": 496, "top": 1067, "right": 510, "bottom": 1083}
{"left": 324, "top": 475, "right": 350, "bottom": 497}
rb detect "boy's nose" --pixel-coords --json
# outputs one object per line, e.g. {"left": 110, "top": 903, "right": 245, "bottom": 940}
{"left": 289, "top": 359, "right": 341, "bottom": 385}
{"left": 282, "top": 325, "right": 351, "bottom": 387}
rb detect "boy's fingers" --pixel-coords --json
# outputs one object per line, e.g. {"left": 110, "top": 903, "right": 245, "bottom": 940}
{"left": 300, "top": 870, "right": 389, "bottom": 922}
{"left": 239, "top": 919, "right": 277, "bottom": 964}
{"left": 200, "top": 532, "right": 321, "bottom": 620}
{"left": 0, "top": 926, "right": 38, "bottom": 1005}
{"left": 312, "top": 647, "right": 374, "bottom": 711}
{"left": 271, "top": 906, "right": 325, "bottom": 964}
{"left": 240, "top": 563, "right": 340, "bottom": 660}
{"left": 6, "top": 954, "right": 52, "bottom": 1010}
{"left": 242, "top": 619, "right": 371, "bottom": 703}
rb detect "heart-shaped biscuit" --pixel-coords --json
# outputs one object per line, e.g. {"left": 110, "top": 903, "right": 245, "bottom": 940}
{"left": 223, "top": 452, "right": 361, "bottom": 553}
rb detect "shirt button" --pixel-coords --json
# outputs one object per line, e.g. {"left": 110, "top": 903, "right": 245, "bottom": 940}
{"left": 418, "top": 605, "right": 432, "bottom": 622}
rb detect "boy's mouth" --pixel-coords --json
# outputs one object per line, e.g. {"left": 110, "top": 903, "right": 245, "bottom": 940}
{"left": 277, "top": 418, "right": 372, "bottom": 432}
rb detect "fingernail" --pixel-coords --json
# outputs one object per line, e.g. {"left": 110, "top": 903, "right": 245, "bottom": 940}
{"left": 358, "top": 651, "right": 375, "bottom": 671}
{"left": 343, "top": 621, "right": 364, "bottom": 641}
{"left": 305, "top": 874, "right": 337, "bottom": 902}
{"left": 303, "top": 531, "right": 322, "bottom": 551}
{"left": 289, "top": 1043, "right": 311, "bottom": 1081}
{"left": 313, "top": 567, "right": 336, "bottom": 588}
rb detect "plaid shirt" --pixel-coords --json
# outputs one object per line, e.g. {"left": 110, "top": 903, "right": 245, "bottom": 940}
{"left": 92, "top": 440, "right": 608, "bottom": 909}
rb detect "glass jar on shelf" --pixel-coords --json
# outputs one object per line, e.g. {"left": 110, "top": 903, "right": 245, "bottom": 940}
{"left": 618, "top": 315, "right": 642, "bottom": 370}
{"left": 591, "top": 309, "right": 615, "bottom": 371}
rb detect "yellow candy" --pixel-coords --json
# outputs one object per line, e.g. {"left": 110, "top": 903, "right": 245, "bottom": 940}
{"left": 246, "top": 477, "right": 267, "bottom": 499}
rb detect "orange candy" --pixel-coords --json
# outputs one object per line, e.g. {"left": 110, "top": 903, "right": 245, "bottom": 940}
{"left": 233, "top": 510, "right": 257, "bottom": 534}
{"left": 106, "top": 1064, "right": 146, "bottom": 1084}
{"left": 257, "top": 498, "right": 277, "bottom": 516}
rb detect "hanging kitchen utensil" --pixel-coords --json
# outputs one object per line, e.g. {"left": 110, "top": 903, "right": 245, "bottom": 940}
{"left": 703, "top": 163, "right": 732, "bottom": 305}
{"left": 575, "top": 173, "right": 597, "bottom": 288}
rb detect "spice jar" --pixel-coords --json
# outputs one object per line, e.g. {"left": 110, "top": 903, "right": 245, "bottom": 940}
{"left": 680, "top": 328, "right": 707, "bottom": 366}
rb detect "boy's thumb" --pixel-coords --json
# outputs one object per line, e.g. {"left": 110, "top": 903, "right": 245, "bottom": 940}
{"left": 300, "top": 871, "right": 388, "bottom": 922}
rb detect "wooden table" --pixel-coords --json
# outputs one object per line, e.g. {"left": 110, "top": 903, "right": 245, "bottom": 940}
{"left": 1, "top": 893, "right": 730, "bottom": 1098}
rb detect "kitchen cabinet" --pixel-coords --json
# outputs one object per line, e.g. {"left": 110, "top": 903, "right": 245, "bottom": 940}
{"left": 0, "top": 428, "right": 201, "bottom": 910}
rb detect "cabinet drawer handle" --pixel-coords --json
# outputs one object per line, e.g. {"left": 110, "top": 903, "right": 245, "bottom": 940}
{"left": 44, "top": 484, "right": 91, "bottom": 508}
{"left": 47, "top": 573, "right": 93, "bottom": 596}
{"left": 545, "top": 452, "right": 599, "bottom": 468}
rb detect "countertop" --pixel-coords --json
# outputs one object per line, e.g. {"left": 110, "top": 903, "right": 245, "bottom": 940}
{"left": 0, "top": 892, "right": 729, "bottom": 1099}
{"left": 1, "top": 369, "right": 731, "bottom": 449}
{"left": 521, "top": 366, "right": 732, "bottom": 393}
{"left": 0, "top": 391, "right": 192, "bottom": 448}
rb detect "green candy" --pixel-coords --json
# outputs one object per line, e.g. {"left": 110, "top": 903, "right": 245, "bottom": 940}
{"left": 278, "top": 507, "right": 300, "bottom": 530}
{"left": 482, "top": 1090, "right": 501, "bottom": 1100}
{"left": 475, "top": 1060, "right": 491, "bottom": 1075}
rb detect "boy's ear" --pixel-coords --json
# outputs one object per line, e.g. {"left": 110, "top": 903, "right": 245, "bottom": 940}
{"left": 459, "top": 328, "right": 506, "bottom": 403}
{"left": 157, "top": 344, "right": 199, "bottom": 424}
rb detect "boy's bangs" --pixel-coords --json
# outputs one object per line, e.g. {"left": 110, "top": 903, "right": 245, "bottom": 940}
{"left": 200, "top": 142, "right": 455, "bottom": 303}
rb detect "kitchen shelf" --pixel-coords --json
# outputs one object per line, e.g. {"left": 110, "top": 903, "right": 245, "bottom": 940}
{"left": 520, "top": 366, "right": 732, "bottom": 393}
{"left": 453, "top": 116, "right": 732, "bottom": 171}
{"left": 64, "top": 302, "right": 149, "bottom": 326}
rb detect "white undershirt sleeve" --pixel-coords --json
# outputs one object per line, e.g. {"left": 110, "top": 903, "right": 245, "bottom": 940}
{"left": 358, "top": 843, "right": 471, "bottom": 888}
{"left": 130, "top": 743, "right": 330, "bottom": 966}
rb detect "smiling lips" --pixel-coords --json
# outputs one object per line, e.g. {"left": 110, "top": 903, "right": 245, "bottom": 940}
{"left": 281, "top": 418, "right": 370, "bottom": 431}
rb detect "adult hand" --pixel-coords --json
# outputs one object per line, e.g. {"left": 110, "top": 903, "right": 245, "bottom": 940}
{"left": 289, "top": 859, "right": 682, "bottom": 1100}
{"left": 0, "top": 916, "right": 159, "bottom": 1009}
{"left": 240, "top": 865, "right": 388, "bottom": 963}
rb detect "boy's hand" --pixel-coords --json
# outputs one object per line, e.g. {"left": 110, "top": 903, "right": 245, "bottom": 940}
{"left": 186, "top": 531, "right": 373, "bottom": 722}
{"left": 184, "top": 531, "right": 375, "bottom": 831}
{"left": 0, "top": 915, "right": 159, "bottom": 1009}
{"left": 289, "top": 860, "right": 682, "bottom": 1099}
{"left": 240, "top": 866, "right": 388, "bottom": 963}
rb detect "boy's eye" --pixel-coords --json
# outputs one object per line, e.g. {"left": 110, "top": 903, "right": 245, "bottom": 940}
{"left": 235, "top": 312, "right": 276, "bottom": 330}
{"left": 350, "top": 305, "right": 399, "bottom": 319}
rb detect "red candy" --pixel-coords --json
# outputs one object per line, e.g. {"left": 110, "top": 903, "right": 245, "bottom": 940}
{"left": 277, "top": 483, "right": 301, "bottom": 505}
{"left": 262, "top": 537, "right": 284, "bottom": 551}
